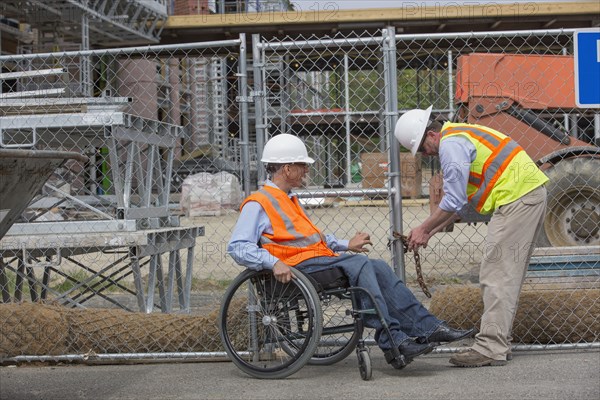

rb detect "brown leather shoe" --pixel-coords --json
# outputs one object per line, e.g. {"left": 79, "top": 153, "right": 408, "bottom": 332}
{"left": 449, "top": 349, "right": 508, "bottom": 367}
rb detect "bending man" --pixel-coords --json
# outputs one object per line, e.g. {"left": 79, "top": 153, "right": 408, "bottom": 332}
{"left": 395, "top": 106, "right": 548, "bottom": 367}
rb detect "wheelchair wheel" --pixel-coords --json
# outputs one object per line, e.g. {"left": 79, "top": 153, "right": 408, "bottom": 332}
{"left": 307, "top": 292, "right": 360, "bottom": 365}
{"left": 357, "top": 348, "right": 372, "bottom": 381}
{"left": 219, "top": 269, "right": 323, "bottom": 379}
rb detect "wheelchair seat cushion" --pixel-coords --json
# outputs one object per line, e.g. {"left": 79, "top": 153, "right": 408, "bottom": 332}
{"left": 306, "top": 267, "right": 349, "bottom": 292}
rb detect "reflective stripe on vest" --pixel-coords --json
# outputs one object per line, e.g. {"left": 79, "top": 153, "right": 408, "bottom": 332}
{"left": 442, "top": 124, "right": 524, "bottom": 212}
{"left": 260, "top": 232, "right": 324, "bottom": 247}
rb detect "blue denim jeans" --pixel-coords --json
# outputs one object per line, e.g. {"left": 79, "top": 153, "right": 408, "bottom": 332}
{"left": 296, "top": 253, "right": 442, "bottom": 350}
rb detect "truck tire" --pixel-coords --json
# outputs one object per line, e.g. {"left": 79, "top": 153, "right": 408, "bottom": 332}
{"left": 538, "top": 157, "right": 600, "bottom": 247}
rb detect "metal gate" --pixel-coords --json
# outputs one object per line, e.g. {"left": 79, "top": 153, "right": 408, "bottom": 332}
{"left": 0, "top": 28, "right": 598, "bottom": 363}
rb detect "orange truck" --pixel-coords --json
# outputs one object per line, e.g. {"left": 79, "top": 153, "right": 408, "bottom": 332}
{"left": 436, "top": 53, "right": 600, "bottom": 247}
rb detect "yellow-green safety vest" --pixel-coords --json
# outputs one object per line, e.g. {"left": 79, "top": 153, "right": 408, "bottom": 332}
{"left": 440, "top": 122, "right": 548, "bottom": 214}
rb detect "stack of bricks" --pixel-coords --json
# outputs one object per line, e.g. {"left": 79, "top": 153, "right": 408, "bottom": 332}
{"left": 172, "top": 0, "right": 210, "bottom": 15}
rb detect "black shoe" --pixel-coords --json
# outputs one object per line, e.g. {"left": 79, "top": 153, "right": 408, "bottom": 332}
{"left": 423, "top": 324, "right": 475, "bottom": 344}
{"left": 384, "top": 339, "right": 433, "bottom": 366}
{"left": 398, "top": 339, "right": 434, "bottom": 360}
{"left": 384, "top": 349, "right": 408, "bottom": 369}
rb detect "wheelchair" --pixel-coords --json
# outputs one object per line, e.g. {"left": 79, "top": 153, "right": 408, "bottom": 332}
{"left": 218, "top": 267, "right": 407, "bottom": 380}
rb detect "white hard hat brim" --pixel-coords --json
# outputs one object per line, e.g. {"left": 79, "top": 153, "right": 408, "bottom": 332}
{"left": 261, "top": 156, "right": 315, "bottom": 164}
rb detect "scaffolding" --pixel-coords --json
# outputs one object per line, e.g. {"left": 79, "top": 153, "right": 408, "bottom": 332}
{"left": 0, "top": 0, "right": 169, "bottom": 53}
{"left": 0, "top": 41, "right": 206, "bottom": 313}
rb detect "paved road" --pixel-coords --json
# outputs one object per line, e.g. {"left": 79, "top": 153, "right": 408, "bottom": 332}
{"left": 2, "top": 349, "right": 598, "bottom": 400}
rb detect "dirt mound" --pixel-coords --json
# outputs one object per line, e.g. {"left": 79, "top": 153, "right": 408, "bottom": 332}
{"left": 66, "top": 307, "right": 221, "bottom": 354}
{"left": 2, "top": 288, "right": 598, "bottom": 359}
{"left": 430, "top": 287, "right": 600, "bottom": 344}
{"left": 0, "top": 302, "right": 227, "bottom": 358}
{"left": 0, "top": 303, "right": 69, "bottom": 357}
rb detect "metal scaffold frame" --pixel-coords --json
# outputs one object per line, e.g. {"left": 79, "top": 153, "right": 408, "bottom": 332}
{"left": 0, "top": 0, "right": 168, "bottom": 50}
{"left": 0, "top": 40, "right": 254, "bottom": 313}
{"left": 0, "top": 225, "right": 204, "bottom": 313}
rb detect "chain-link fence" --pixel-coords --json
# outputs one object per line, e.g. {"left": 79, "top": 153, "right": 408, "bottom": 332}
{"left": 0, "top": 28, "right": 598, "bottom": 363}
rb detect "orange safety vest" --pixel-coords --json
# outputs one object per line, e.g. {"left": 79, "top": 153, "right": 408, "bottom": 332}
{"left": 241, "top": 185, "right": 336, "bottom": 266}
{"left": 441, "top": 122, "right": 548, "bottom": 214}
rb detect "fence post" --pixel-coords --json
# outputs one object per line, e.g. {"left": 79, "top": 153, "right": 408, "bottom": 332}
{"left": 382, "top": 26, "right": 406, "bottom": 280}
{"left": 238, "top": 33, "right": 251, "bottom": 197}
{"left": 252, "top": 34, "right": 267, "bottom": 186}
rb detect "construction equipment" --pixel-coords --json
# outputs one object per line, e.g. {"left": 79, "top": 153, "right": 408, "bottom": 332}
{"left": 450, "top": 53, "right": 600, "bottom": 247}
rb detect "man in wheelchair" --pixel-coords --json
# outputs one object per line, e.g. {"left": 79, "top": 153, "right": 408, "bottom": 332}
{"left": 227, "top": 133, "right": 474, "bottom": 368}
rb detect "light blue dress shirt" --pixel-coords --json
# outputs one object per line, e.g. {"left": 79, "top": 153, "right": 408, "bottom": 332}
{"left": 227, "top": 180, "right": 349, "bottom": 270}
{"left": 438, "top": 135, "right": 476, "bottom": 215}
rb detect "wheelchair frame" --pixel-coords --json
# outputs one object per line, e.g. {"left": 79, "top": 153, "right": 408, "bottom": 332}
{"left": 218, "top": 267, "right": 406, "bottom": 380}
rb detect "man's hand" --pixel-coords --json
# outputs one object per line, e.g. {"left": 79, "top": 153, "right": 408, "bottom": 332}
{"left": 348, "top": 232, "right": 373, "bottom": 253}
{"left": 408, "top": 208, "right": 456, "bottom": 252}
{"left": 407, "top": 225, "right": 430, "bottom": 252}
{"left": 273, "top": 260, "right": 294, "bottom": 283}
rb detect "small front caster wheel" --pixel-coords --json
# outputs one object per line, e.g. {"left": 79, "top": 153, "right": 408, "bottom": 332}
{"left": 357, "top": 349, "right": 372, "bottom": 381}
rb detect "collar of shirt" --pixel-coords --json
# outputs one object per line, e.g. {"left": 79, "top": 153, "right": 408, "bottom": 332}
{"left": 264, "top": 179, "right": 295, "bottom": 198}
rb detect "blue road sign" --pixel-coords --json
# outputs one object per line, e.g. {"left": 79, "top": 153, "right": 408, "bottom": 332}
{"left": 574, "top": 29, "right": 600, "bottom": 108}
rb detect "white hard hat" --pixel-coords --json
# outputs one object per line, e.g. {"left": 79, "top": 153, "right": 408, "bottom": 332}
{"left": 261, "top": 134, "right": 315, "bottom": 164}
{"left": 394, "top": 105, "right": 433, "bottom": 155}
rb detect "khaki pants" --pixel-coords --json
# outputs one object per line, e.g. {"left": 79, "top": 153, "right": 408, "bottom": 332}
{"left": 472, "top": 185, "right": 547, "bottom": 361}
